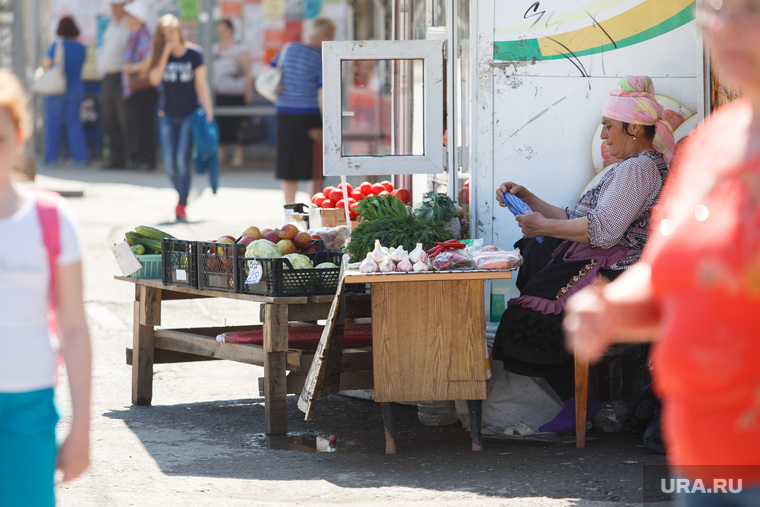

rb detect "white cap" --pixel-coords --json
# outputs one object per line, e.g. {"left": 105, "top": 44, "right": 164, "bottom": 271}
{"left": 124, "top": 0, "right": 149, "bottom": 24}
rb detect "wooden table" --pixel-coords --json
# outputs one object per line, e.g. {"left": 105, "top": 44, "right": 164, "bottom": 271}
{"left": 343, "top": 269, "right": 513, "bottom": 451}
{"left": 116, "top": 276, "right": 371, "bottom": 435}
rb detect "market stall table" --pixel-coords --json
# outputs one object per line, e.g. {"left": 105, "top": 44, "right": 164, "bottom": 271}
{"left": 342, "top": 269, "right": 513, "bottom": 452}
{"left": 115, "top": 276, "right": 371, "bottom": 435}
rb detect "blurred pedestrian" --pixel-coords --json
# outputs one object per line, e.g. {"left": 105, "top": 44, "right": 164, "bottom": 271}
{"left": 564, "top": 1, "right": 760, "bottom": 504}
{"left": 99, "top": 0, "right": 130, "bottom": 169}
{"left": 0, "top": 69, "right": 92, "bottom": 505}
{"left": 213, "top": 19, "right": 253, "bottom": 167}
{"left": 261, "top": 17, "right": 335, "bottom": 204}
{"left": 147, "top": 14, "right": 214, "bottom": 221}
{"left": 42, "top": 16, "right": 89, "bottom": 167}
{"left": 123, "top": 0, "right": 158, "bottom": 172}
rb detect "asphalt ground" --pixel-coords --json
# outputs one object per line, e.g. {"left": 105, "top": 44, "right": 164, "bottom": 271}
{"left": 28, "top": 157, "right": 669, "bottom": 507}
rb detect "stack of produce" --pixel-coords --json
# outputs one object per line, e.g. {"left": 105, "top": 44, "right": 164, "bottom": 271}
{"left": 310, "top": 180, "right": 412, "bottom": 221}
{"left": 346, "top": 193, "right": 453, "bottom": 262}
{"left": 358, "top": 240, "right": 432, "bottom": 273}
{"left": 124, "top": 226, "right": 174, "bottom": 255}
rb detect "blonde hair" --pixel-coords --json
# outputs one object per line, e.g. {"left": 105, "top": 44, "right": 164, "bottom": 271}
{"left": 307, "top": 18, "right": 336, "bottom": 42}
{"left": 150, "top": 14, "right": 186, "bottom": 69}
{"left": 0, "top": 69, "right": 31, "bottom": 142}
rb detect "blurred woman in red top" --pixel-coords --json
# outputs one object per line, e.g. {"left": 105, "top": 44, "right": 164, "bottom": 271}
{"left": 564, "top": 1, "right": 760, "bottom": 505}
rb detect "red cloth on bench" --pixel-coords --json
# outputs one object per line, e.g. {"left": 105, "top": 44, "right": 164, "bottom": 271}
{"left": 220, "top": 323, "right": 372, "bottom": 351}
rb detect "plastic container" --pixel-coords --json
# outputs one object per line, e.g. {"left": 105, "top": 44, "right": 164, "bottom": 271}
{"left": 238, "top": 251, "right": 344, "bottom": 296}
{"left": 197, "top": 240, "right": 245, "bottom": 293}
{"left": 417, "top": 401, "right": 459, "bottom": 426}
{"left": 129, "top": 254, "right": 162, "bottom": 278}
{"left": 161, "top": 238, "right": 199, "bottom": 288}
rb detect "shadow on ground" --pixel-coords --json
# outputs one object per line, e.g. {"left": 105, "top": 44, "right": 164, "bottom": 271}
{"left": 105, "top": 393, "right": 666, "bottom": 504}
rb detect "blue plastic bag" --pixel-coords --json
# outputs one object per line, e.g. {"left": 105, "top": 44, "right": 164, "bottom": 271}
{"left": 501, "top": 193, "right": 544, "bottom": 243}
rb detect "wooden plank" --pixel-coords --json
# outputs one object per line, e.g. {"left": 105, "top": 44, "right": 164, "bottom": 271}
{"left": 115, "top": 276, "right": 310, "bottom": 304}
{"left": 126, "top": 347, "right": 217, "bottom": 365}
{"left": 297, "top": 277, "right": 347, "bottom": 419}
{"left": 297, "top": 347, "right": 372, "bottom": 372}
{"left": 153, "top": 329, "right": 301, "bottom": 371}
{"left": 132, "top": 286, "right": 161, "bottom": 405}
{"left": 265, "top": 351, "right": 288, "bottom": 434}
{"left": 372, "top": 279, "right": 486, "bottom": 402}
{"left": 263, "top": 303, "right": 289, "bottom": 435}
{"left": 264, "top": 296, "right": 372, "bottom": 322}
{"left": 344, "top": 270, "right": 513, "bottom": 283}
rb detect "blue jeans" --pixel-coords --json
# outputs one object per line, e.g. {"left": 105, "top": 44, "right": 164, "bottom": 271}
{"left": 44, "top": 86, "right": 89, "bottom": 165}
{"left": 0, "top": 388, "right": 59, "bottom": 507}
{"left": 159, "top": 113, "right": 193, "bottom": 205}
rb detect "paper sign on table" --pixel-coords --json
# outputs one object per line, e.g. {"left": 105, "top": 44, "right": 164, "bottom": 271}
{"left": 111, "top": 241, "right": 143, "bottom": 276}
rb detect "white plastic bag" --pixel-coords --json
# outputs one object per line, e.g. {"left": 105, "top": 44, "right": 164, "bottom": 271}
{"left": 255, "top": 44, "right": 290, "bottom": 103}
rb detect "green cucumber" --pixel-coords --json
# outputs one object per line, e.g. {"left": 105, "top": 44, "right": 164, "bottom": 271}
{"left": 134, "top": 225, "right": 175, "bottom": 241}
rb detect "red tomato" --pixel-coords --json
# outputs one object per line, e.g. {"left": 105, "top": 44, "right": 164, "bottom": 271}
{"left": 348, "top": 208, "right": 359, "bottom": 220}
{"left": 312, "top": 192, "right": 325, "bottom": 204}
{"left": 392, "top": 188, "right": 411, "bottom": 204}
{"left": 349, "top": 201, "right": 360, "bottom": 212}
{"left": 371, "top": 183, "right": 386, "bottom": 195}
{"left": 337, "top": 182, "right": 353, "bottom": 195}
{"left": 322, "top": 186, "right": 335, "bottom": 198}
{"left": 380, "top": 180, "right": 394, "bottom": 192}
{"left": 335, "top": 198, "right": 346, "bottom": 209}
{"left": 378, "top": 190, "right": 390, "bottom": 197}
{"left": 351, "top": 189, "right": 363, "bottom": 201}
{"left": 310, "top": 234, "right": 322, "bottom": 240}
{"left": 313, "top": 194, "right": 327, "bottom": 207}
{"left": 359, "top": 182, "right": 373, "bottom": 196}
{"left": 320, "top": 199, "right": 334, "bottom": 208}
{"left": 328, "top": 188, "right": 345, "bottom": 204}
{"left": 463, "top": 179, "right": 470, "bottom": 188}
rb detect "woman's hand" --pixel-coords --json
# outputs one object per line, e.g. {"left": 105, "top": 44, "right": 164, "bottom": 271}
{"left": 563, "top": 282, "right": 614, "bottom": 364}
{"left": 515, "top": 211, "right": 547, "bottom": 237}
{"left": 56, "top": 423, "right": 90, "bottom": 483}
{"left": 496, "top": 182, "right": 532, "bottom": 207}
{"left": 163, "top": 40, "right": 180, "bottom": 56}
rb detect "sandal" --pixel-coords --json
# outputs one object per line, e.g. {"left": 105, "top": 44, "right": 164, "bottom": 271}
{"left": 503, "top": 421, "right": 537, "bottom": 437}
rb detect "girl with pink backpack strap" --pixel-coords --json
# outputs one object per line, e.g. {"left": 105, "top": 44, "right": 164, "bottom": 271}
{"left": 0, "top": 68, "right": 91, "bottom": 506}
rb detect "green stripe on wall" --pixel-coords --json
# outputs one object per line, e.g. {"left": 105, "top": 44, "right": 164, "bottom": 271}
{"left": 494, "top": 4, "right": 695, "bottom": 62}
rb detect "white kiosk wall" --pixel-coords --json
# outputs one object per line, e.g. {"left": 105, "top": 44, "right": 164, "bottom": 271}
{"left": 472, "top": 0, "right": 702, "bottom": 253}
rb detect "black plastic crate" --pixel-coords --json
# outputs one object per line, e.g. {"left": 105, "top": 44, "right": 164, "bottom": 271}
{"left": 197, "top": 241, "right": 245, "bottom": 293}
{"left": 161, "top": 239, "right": 199, "bottom": 288}
{"left": 238, "top": 251, "right": 346, "bottom": 296}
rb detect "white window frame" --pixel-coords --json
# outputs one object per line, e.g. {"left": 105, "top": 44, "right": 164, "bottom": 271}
{"left": 322, "top": 40, "right": 444, "bottom": 176}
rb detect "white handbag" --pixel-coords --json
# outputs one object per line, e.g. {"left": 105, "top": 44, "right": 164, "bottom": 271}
{"left": 255, "top": 44, "right": 290, "bottom": 103}
{"left": 34, "top": 41, "right": 67, "bottom": 96}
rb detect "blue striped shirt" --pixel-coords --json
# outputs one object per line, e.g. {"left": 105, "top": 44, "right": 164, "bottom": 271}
{"left": 270, "top": 42, "right": 322, "bottom": 115}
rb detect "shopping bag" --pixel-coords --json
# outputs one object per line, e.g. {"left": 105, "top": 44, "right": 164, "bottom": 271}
{"left": 501, "top": 192, "right": 544, "bottom": 243}
{"left": 34, "top": 42, "right": 66, "bottom": 96}
{"left": 255, "top": 44, "right": 290, "bottom": 103}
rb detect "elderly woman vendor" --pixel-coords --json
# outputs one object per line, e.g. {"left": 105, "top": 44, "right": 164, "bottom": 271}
{"left": 492, "top": 75, "right": 675, "bottom": 433}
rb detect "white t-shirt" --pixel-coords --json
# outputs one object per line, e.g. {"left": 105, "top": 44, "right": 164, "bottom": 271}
{"left": 0, "top": 193, "right": 82, "bottom": 392}
{"left": 99, "top": 16, "right": 130, "bottom": 75}
{"left": 212, "top": 42, "right": 247, "bottom": 95}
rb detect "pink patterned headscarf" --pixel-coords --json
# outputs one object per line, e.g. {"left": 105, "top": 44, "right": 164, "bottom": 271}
{"left": 602, "top": 75, "right": 675, "bottom": 164}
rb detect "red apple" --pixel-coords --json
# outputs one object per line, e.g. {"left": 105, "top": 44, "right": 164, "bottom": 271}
{"left": 279, "top": 223, "right": 299, "bottom": 240}
{"left": 293, "top": 231, "right": 312, "bottom": 250}
{"left": 241, "top": 226, "right": 262, "bottom": 240}
{"left": 263, "top": 231, "right": 281, "bottom": 244}
{"left": 238, "top": 235, "right": 256, "bottom": 247}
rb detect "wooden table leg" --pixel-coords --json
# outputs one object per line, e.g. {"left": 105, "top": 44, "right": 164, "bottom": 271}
{"left": 467, "top": 400, "right": 483, "bottom": 451}
{"left": 381, "top": 402, "right": 397, "bottom": 455}
{"left": 263, "top": 303, "right": 288, "bottom": 434}
{"left": 132, "top": 284, "right": 161, "bottom": 405}
{"left": 575, "top": 352, "right": 589, "bottom": 448}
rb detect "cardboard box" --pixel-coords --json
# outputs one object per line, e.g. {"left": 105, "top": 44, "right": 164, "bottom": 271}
{"left": 308, "top": 206, "right": 358, "bottom": 229}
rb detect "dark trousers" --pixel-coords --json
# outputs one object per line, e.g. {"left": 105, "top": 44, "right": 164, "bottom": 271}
{"left": 126, "top": 87, "right": 158, "bottom": 167}
{"left": 101, "top": 73, "right": 128, "bottom": 166}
